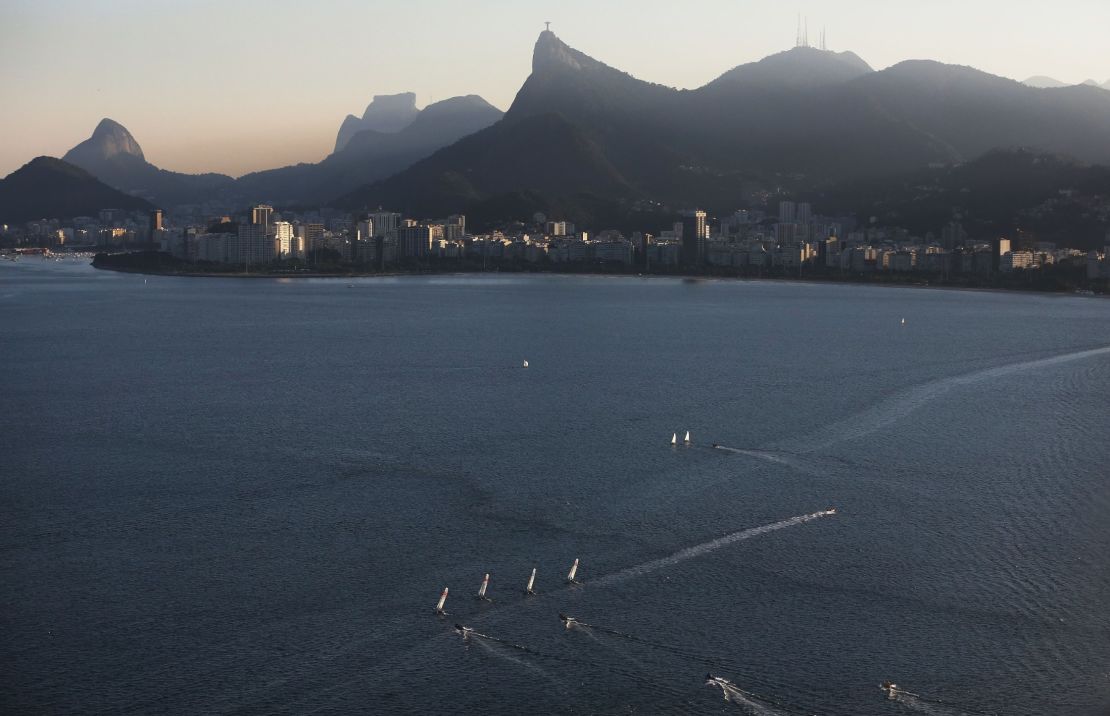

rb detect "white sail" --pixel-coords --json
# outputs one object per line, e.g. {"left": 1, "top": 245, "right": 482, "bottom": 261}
{"left": 671, "top": 433, "right": 677, "bottom": 445}
{"left": 523, "top": 359, "right": 529, "bottom": 368}
{"left": 435, "top": 587, "right": 449, "bottom": 613}
{"left": 567, "top": 558, "right": 579, "bottom": 582}
{"left": 478, "top": 573, "right": 489, "bottom": 599}
{"left": 684, "top": 430, "right": 691, "bottom": 444}
{"left": 526, "top": 567, "right": 536, "bottom": 593}
{"left": 901, "top": 318, "right": 906, "bottom": 325}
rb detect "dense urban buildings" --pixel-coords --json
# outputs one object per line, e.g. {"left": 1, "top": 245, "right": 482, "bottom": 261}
{"left": 2, "top": 201, "right": 1108, "bottom": 290}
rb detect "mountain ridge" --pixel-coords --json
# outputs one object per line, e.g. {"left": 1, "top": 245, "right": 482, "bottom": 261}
{"left": 0, "top": 156, "right": 152, "bottom": 224}
{"left": 337, "top": 32, "right": 1110, "bottom": 220}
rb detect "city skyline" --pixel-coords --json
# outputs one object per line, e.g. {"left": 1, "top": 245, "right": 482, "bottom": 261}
{"left": 2, "top": 0, "right": 1108, "bottom": 178}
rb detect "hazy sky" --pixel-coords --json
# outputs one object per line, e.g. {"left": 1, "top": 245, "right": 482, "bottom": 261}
{"left": 2, "top": 0, "right": 1107, "bottom": 178}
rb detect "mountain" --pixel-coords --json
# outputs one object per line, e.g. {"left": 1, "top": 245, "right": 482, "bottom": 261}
{"left": 338, "top": 31, "right": 1110, "bottom": 223}
{"left": 234, "top": 94, "right": 503, "bottom": 205}
{"left": 62, "top": 119, "right": 233, "bottom": 205}
{"left": 1023, "top": 75, "right": 1105, "bottom": 89}
{"left": 818, "top": 148, "right": 1110, "bottom": 251}
{"left": 0, "top": 156, "right": 152, "bottom": 224}
{"left": 334, "top": 93, "right": 421, "bottom": 152}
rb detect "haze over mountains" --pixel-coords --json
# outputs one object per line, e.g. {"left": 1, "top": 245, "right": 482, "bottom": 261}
{"left": 57, "top": 94, "right": 503, "bottom": 208}
{"left": 1023, "top": 76, "right": 1110, "bottom": 90}
{"left": 337, "top": 31, "right": 1110, "bottom": 218}
{"left": 10, "top": 30, "right": 1110, "bottom": 228}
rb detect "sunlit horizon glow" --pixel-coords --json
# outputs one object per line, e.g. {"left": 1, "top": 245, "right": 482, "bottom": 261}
{"left": 1, "top": 0, "right": 1107, "bottom": 178}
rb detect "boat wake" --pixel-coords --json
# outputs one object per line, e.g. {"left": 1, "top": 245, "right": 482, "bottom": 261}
{"left": 707, "top": 677, "right": 792, "bottom": 716}
{"left": 884, "top": 684, "right": 999, "bottom": 716}
{"left": 710, "top": 445, "right": 829, "bottom": 476}
{"left": 590, "top": 510, "right": 836, "bottom": 588}
{"left": 789, "top": 345, "right": 1110, "bottom": 452}
{"left": 890, "top": 690, "right": 984, "bottom": 716}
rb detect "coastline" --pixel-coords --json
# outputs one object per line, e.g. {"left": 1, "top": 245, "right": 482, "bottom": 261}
{"left": 88, "top": 260, "right": 1107, "bottom": 298}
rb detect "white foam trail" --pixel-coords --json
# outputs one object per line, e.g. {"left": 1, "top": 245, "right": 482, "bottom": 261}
{"left": 793, "top": 345, "right": 1110, "bottom": 452}
{"left": 472, "top": 635, "right": 560, "bottom": 684}
{"left": 592, "top": 511, "right": 835, "bottom": 587}
{"left": 712, "top": 682, "right": 786, "bottom": 716}
{"left": 892, "top": 691, "right": 972, "bottom": 716}
{"left": 712, "top": 446, "right": 828, "bottom": 477}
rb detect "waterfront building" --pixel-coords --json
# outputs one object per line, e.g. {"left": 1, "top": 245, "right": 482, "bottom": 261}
{"left": 680, "top": 209, "right": 707, "bottom": 266}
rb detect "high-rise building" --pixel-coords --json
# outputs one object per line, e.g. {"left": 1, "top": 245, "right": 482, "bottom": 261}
{"left": 250, "top": 205, "right": 273, "bottom": 233}
{"left": 992, "top": 237, "right": 1011, "bottom": 271}
{"left": 778, "top": 201, "right": 796, "bottom": 225}
{"left": 272, "top": 221, "right": 294, "bottom": 258}
{"left": 446, "top": 214, "right": 466, "bottom": 240}
{"left": 236, "top": 224, "right": 273, "bottom": 266}
{"left": 796, "top": 202, "right": 812, "bottom": 225}
{"left": 368, "top": 211, "right": 401, "bottom": 238}
{"left": 397, "top": 224, "right": 434, "bottom": 258}
{"left": 148, "top": 209, "right": 163, "bottom": 237}
{"left": 680, "top": 209, "right": 707, "bottom": 266}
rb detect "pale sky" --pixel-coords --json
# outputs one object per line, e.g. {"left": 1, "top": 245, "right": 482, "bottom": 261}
{"left": 2, "top": 0, "right": 1107, "bottom": 178}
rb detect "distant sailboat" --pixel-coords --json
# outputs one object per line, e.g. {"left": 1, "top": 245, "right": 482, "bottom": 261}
{"left": 684, "top": 430, "right": 691, "bottom": 445}
{"left": 566, "top": 558, "right": 580, "bottom": 584}
{"left": 901, "top": 317, "right": 906, "bottom": 325}
{"left": 522, "top": 359, "right": 529, "bottom": 368}
{"left": 434, "top": 587, "right": 449, "bottom": 615}
{"left": 477, "top": 573, "right": 490, "bottom": 601}
{"left": 525, "top": 567, "right": 537, "bottom": 595}
{"left": 670, "top": 433, "right": 677, "bottom": 446}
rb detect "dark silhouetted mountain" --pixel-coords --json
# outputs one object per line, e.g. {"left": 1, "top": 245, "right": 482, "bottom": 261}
{"left": 334, "top": 92, "right": 421, "bottom": 152}
{"left": 339, "top": 31, "right": 1110, "bottom": 223}
{"left": 818, "top": 148, "right": 1110, "bottom": 250}
{"left": 234, "top": 95, "right": 503, "bottom": 205}
{"left": 0, "top": 156, "right": 152, "bottom": 224}
{"left": 62, "top": 119, "right": 233, "bottom": 205}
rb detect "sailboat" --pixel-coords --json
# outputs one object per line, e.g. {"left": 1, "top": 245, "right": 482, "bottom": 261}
{"left": 566, "top": 558, "right": 580, "bottom": 584}
{"left": 901, "top": 317, "right": 906, "bottom": 325}
{"left": 524, "top": 567, "right": 537, "bottom": 595}
{"left": 434, "top": 587, "right": 449, "bottom": 615}
{"left": 684, "top": 430, "right": 692, "bottom": 445}
{"left": 522, "top": 359, "right": 529, "bottom": 368}
{"left": 477, "top": 573, "right": 491, "bottom": 601}
{"left": 670, "top": 433, "right": 677, "bottom": 446}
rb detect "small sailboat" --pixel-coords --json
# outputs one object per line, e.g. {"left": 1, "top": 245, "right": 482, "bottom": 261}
{"left": 434, "top": 587, "right": 449, "bottom": 615}
{"left": 684, "top": 430, "right": 691, "bottom": 445}
{"left": 566, "top": 558, "right": 580, "bottom": 584}
{"left": 524, "top": 567, "right": 537, "bottom": 595}
{"left": 522, "top": 359, "right": 529, "bottom": 368}
{"left": 901, "top": 317, "right": 906, "bottom": 325}
{"left": 477, "top": 573, "right": 491, "bottom": 601}
{"left": 670, "top": 432, "right": 677, "bottom": 446}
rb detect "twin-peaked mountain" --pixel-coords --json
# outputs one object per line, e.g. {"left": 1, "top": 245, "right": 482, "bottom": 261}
{"left": 337, "top": 31, "right": 1110, "bottom": 217}
{"left": 334, "top": 92, "right": 422, "bottom": 152}
{"left": 234, "top": 93, "right": 503, "bottom": 205}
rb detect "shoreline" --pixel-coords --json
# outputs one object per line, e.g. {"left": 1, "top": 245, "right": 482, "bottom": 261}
{"left": 87, "top": 261, "right": 1107, "bottom": 298}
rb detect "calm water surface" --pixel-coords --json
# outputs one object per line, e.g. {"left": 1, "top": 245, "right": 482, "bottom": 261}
{"left": 2, "top": 259, "right": 1109, "bottom": 715}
